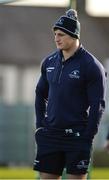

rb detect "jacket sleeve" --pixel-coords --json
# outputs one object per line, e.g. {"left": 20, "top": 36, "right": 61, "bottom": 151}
{"left": 83, "top": 62, "right": 107, "bottom": 141}
{"left": 35, "top": 60, "right": 49, "bottom": 128}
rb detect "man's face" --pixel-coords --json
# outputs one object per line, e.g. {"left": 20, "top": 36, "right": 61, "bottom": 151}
{"left": 54, "top": 29, "right": 75, "bottom": 50}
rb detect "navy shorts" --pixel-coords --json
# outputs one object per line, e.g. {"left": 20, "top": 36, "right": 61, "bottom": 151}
{"left": 33, "top": 127, "right": 92, "bottom": 175}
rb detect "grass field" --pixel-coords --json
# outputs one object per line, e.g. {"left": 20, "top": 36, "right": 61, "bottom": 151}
{"left": 0, "top": 167, "right": 109, "bottom": 179}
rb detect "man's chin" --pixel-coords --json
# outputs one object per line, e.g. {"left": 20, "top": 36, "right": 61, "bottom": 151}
{"left": 57, "top": 46, "right": 63, "bottom": 50}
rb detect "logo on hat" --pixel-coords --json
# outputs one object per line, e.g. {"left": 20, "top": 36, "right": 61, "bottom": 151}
{"left": 57, "top": 17, "right": 64, "bottom": 25}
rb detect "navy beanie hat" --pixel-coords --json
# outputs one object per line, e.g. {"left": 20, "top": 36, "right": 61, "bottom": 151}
{"left": 53, "top": 9, "right": 80, "bottom": 39}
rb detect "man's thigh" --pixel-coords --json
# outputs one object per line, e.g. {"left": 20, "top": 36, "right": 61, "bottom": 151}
{"left": 65, "top": 149, "right": 92, "bottom": 175}
{"left": 33, "top": 151, "right": 65, "bottom": 176}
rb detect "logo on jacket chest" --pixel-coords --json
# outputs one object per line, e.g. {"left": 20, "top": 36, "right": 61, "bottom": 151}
{"left": 69, "top": 70, "right": 80, "bottom": 79}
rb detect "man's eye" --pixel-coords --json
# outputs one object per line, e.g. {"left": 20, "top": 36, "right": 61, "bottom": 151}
{"left": 59, "top": 34, "right": 65, "bottom": 36}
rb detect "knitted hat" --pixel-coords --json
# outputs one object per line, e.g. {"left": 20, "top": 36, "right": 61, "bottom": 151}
{"left": 53, "top": 9, "right": 80, "bottom": 39}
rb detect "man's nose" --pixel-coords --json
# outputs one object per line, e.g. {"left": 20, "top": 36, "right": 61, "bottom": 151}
{"left": 55, "top": 35, "right": 60, "bottom": 42}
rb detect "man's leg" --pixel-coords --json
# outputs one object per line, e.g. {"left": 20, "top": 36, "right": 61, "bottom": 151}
{"left": 65, "top": 149, "right": 92, "bottom": 180}
{"left": 33, "top": 152, "right": 65, "bottom": 179}
{"left": 40, "top": 172, "right": 61, "bottom": 179}
{"left": 67, "top": 173, "right": 87, "bottom": 179}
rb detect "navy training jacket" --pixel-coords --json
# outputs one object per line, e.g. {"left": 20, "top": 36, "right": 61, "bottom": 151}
{"left": 35, "top": 45, "right": 107, "bottom": 141}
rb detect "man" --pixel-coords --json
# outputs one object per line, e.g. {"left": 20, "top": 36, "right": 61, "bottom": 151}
{"left": 33, "top": 9, "right": 107, "bottom": 179}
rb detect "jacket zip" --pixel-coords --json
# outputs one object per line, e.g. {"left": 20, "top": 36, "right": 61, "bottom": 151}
{"left": 58, "top": 64, "right": 64, "bottom": 83}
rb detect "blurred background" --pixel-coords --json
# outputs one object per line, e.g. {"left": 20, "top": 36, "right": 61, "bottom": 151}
{"left": 0, "top": 0, "right": 109, "bottom": 178}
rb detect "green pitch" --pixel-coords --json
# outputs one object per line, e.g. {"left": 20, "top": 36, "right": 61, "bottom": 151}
{"left": 91, "top": 167, "right": 109, "bottom": 179}
{"left": 0, "top": 167, "right": 37, "bottom": 179}
{"left": 0, "top": 167, "right": 109, "bottom": 179}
